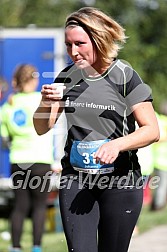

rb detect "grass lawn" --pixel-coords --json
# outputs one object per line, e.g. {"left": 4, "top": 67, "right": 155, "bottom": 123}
{"left": 137, "top": 205, "right": 167, "bottom": 233}
{"left": 0, "top": 205, "right": 167, "bottom": 252}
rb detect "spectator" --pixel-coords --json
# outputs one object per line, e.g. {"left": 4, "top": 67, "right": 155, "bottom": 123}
{"left": 151, "top": 106, "right": 167, "bottom": 211}
{"left": 1, "top": 64, "right": 54, "bottom": 252}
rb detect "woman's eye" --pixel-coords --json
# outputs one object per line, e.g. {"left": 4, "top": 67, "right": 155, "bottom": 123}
{"left": 65, "top": 42, "right": 84, "bottom": 47}
{"left": 76, "top": 42, "right": 84, "bottom": 46}
{"left": 65, "top": 42, "right": 71, "bottom": 47}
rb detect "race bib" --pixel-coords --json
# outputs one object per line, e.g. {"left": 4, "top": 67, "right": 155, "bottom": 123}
{"left": 70, "top": 139, "right": 115, "bottom": 174}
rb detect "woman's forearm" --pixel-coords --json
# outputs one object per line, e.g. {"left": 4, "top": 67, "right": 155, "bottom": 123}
{"left": 33, "top": 101, "right": 53, "bottom": 135}
{"left": 116, "top": 124, "right": 160, "bottom": 152}
{"left": 33, "top": 100, "right": 64, "bottom": 135}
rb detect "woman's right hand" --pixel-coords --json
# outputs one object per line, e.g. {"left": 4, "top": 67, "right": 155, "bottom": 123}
{"left": 41, "top": 84, "right": 66, "bottom": 103}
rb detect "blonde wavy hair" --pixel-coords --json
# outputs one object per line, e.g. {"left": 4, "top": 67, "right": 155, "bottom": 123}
{"left": 65, "top": 7, "right": 127, "bottom": 66}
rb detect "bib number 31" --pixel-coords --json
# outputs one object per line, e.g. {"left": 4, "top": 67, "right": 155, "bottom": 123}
{"left": 82, "top": 152, "right": 96, "bottom": 164}
{"left": 70, "top": 139, "right": 114, "bottom": 174}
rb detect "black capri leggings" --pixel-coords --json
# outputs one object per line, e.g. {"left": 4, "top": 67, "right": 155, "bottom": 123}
{"left": 11, "top": 163, "right": 51, "bottom": 248}
{"left": 59, "top": 174, "right": 143, "bottom": 252}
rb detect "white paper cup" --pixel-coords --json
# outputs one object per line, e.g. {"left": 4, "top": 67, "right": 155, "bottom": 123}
{"left": 51, "top": 83, "right": 64, "bottom": 99}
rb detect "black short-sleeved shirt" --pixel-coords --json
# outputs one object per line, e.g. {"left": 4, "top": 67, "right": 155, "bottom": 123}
{"left": 54, "top": 59, "right": 152, "bottom": 187}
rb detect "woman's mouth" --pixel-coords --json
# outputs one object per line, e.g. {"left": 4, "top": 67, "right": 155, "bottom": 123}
{"left": 75, "top": 59, "right": 83, "bottom": 64}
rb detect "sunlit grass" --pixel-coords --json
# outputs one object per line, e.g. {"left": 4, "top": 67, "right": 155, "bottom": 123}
{"left": 0, "top": 216, "right": 67, "bottom": 252}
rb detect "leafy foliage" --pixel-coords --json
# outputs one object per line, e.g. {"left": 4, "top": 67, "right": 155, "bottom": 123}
{"left": 0, "top": 0, "right": 166, "bottom": 110}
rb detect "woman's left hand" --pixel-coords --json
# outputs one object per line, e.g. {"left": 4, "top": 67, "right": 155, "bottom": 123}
{"left": 94, "top": 141, "right": 120, "bottom": 164}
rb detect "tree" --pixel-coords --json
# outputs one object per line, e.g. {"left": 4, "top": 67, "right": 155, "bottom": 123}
{"left": 0, "top": 0, "right": 166, "bottom": 110}
{"left": 96, "top": 0, "right": 167, "bottom": 111}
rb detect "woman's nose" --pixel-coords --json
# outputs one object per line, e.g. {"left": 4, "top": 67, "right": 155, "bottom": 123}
{"left": 71, "top": 45, "right": 78, "bottom": 56}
